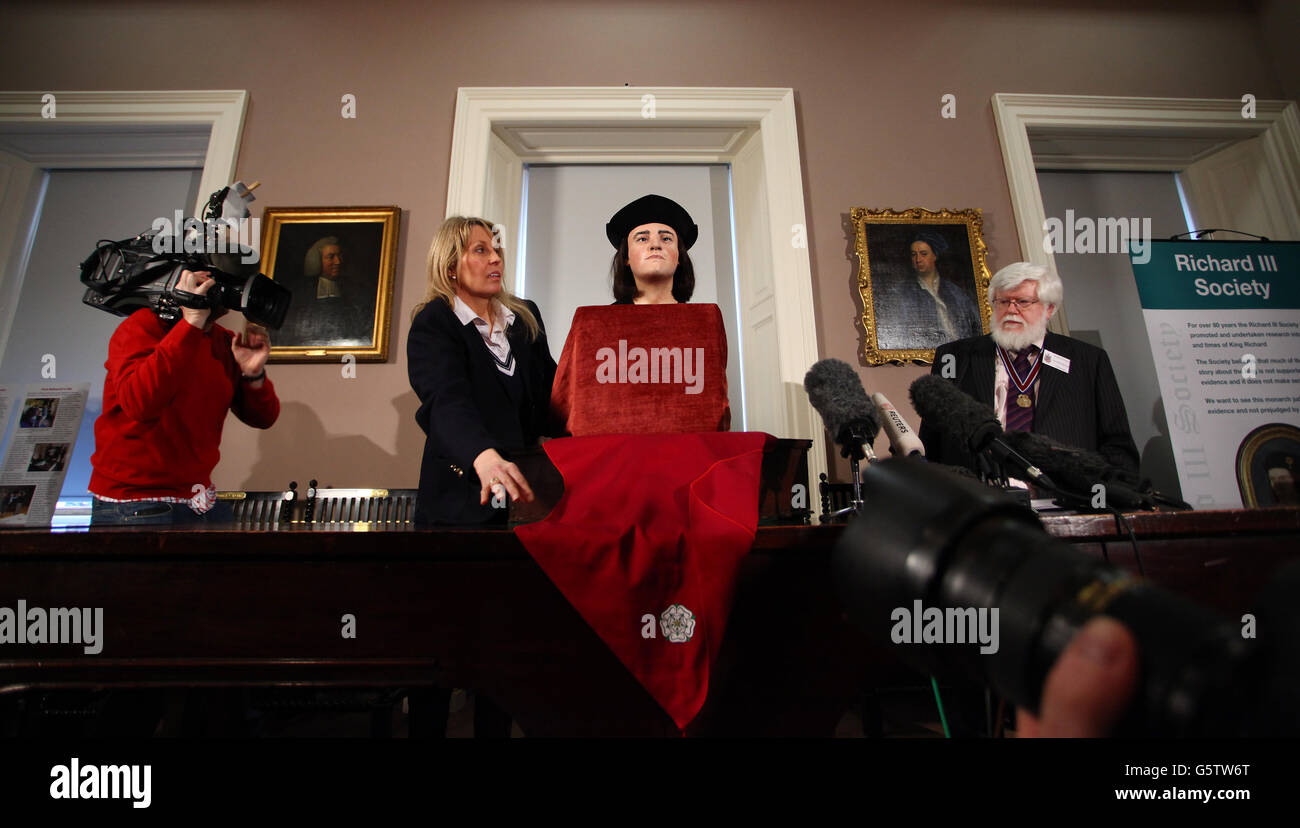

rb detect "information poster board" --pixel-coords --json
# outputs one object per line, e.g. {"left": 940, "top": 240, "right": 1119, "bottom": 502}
{"left": 1130, "top": 241, "right": 1300, "bottom": 509}
{"left": 0, "top": 383, "right": 89, "bottom": 526}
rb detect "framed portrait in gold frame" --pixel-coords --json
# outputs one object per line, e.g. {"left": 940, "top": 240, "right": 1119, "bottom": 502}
{"left": 1235, "top": 422, "right": 1300, "bottom": 508}
{"left": 852, "top": 207, "right": 992, "bottom": 365}
{"left": 260, "top": 206, "right": 400, "bottom": 363}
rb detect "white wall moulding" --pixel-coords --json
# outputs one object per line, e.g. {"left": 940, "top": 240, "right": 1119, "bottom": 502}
{"left": 0, "top": 90, "right": 247, "bottom": 366}
{"left": 0, "top": 90, "right": 248, "bottom": 217}
{"left": 992, "top": 93, "right": 1300, "bottom": 334}
{"left": 447, "top": 87, "right": 826, "bottom": 486}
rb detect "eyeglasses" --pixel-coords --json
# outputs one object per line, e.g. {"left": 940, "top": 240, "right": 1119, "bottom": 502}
{"left": 993, "top": 298, "right": 1040, "bottom": 311}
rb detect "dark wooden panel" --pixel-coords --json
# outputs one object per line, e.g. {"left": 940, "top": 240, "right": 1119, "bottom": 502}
{"left": 1, "top": 506, "right": 1296, "bottom": 735}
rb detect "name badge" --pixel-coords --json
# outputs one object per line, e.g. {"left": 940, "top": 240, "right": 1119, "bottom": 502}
{"left": 1042, "top": 349, "right": 1070, "bottom": 373}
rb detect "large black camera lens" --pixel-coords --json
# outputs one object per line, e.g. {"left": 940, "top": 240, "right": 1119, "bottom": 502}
{"left": 233, "top": 273, "right": 292, "bottom": 330}
{"left": 832, "top": 458, "right": 1294, "bottom": 736}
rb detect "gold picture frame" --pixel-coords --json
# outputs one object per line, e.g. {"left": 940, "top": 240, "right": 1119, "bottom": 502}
{"left": 852, "top": 207, "right": 992, "bottom": 365}
{"left": 260, "top": 206, "right": 400, "bottom": 363}
{"left": 1235, "top": 422, "right": 1300, "bottom": 508}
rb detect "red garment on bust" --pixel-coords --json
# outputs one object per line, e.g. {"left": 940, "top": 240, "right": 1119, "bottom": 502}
{"left": 550, "top": 304, "right": 730, "bottom": 436}
{"left": 514, "top": 431, "right": 769, "bottom": 730}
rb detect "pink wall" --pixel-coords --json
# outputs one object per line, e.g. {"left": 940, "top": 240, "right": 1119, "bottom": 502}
{"left": 1, "top": 0, "right": 1290, "bottom": 488}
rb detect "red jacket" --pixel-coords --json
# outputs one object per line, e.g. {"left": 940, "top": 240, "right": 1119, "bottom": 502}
{"left": 89, "top": 309, "right": 279, "bottom": 500}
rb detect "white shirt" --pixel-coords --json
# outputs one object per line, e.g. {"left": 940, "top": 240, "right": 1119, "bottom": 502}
{"left": 453, "top": 295, "right": 516, "bottom": 376}
{"left": 916, "top": 274, "right": 956, "bottom": 339}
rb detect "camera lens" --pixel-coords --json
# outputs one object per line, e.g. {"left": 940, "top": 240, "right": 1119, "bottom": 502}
{"left": 236, "top": 273, "right": 292, "bottom": 330}
{"left": 832, "top": 458, "right": 1268, "bottom": 736}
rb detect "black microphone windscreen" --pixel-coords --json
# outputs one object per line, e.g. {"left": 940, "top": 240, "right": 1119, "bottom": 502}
{"left": 1001, "top": 431, "right": 1150, "bottom": 507}
{"left": 909, "top": 374, "right": 1000, "bottom": 452}
{"left": 1000, "top": 431, "right": 1106, "bottom": 484}
{"left": 932, "top": 462, "right": 983, "bottom": 481}
{"left": 804, "top": 358, "right": 879, "bottom": 441}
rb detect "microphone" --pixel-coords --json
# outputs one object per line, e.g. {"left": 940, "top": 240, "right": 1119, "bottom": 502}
{"left": 804, "top": 359, "right": 880, "bottom": 462}
{"left": 871, "top": 392, "right": 925, "bottom": 457}
{"left": 909, "top": 375, "right": 1056, "bottom": 490}
{"left": 1000, "top": 431, "right": 1166, "bottom": 510}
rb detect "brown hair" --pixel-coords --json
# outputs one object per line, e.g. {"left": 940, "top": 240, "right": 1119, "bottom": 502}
{"left": 609, "top": 238, "right": 696, "bottom": 304}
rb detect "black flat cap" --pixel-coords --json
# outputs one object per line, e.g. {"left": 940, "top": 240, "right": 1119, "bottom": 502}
{"left": 606, "top": 194, "right": 698, "bottom": 250}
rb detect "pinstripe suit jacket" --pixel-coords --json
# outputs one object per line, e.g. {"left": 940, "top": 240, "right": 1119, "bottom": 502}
{"left": 918, "top": 332, "right": 1140, "bottom": 474}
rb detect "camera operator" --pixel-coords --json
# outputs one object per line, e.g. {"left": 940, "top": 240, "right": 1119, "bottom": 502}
{"left": 89, "top": 269, "right": 280, "bottom": 525}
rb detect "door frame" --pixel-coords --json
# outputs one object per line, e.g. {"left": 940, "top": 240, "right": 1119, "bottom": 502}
{"left": 992, "top": 93, "right": 1300, "bottom": 333}
{"left": 446, "top": 87, "right": 826, "bottom": 484}
{"left": 0, "top": 90, "right": 246, "bottom": 366}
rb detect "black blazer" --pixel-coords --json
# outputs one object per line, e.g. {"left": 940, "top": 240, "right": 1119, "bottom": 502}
{"left": 918, "top": 332, "right": 1140, "bottom": 474}
{"left": 407, "top": 298, "right": 557, "bottom": 525}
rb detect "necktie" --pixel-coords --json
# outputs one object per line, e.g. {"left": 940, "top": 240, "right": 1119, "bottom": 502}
{"left": 1004, "top": 346, "right": 1038, "bottom": 432}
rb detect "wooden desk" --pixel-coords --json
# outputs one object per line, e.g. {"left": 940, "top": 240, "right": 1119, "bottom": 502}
{"left": 1, "top": 508, "right": 1296, "bottom": 736}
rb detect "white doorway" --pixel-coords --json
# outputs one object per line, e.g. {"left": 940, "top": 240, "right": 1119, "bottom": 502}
{"left": 520, "top": 163, "right": 745, "bottom": 427}
{"left": 0, "top": 91, "right": 246, "bottom": 508}
{"left": 994, "top": 93, "right": 1300, "bottom": 495}
{"left": 0, "top": 167, "right": 205, "bottom": 499}
{"left": 1036, "top": 170, "right": 1190, "bottom": 496}
{"left": 445, "top": 87, "right": 826, "bottom": 485}
{"left": 993, "top": 93, "right": 1300, "bottom": 333}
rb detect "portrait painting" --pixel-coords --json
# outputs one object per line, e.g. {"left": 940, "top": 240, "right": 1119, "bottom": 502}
{"left": 1236, "top": 423, "right": 1300, "bottom": 507}
{"left": 260, "top": 206, "right": 400, "bottom": 362}
{"left": 852, "top": 207, "right": 992, "bottom": 365}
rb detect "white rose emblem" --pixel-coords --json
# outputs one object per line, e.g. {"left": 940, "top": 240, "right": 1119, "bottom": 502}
{"left": 659, "top": 604, "right": 696, "bottom": 643}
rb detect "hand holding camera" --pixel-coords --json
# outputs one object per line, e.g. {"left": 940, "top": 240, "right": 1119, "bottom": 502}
{"left": 176, "top": 269, "right": 216, "bottom": 329}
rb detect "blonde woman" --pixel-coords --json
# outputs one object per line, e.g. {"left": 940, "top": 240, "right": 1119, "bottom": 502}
{"left": 407, "top": 216, "right": 557, "bottom": 526}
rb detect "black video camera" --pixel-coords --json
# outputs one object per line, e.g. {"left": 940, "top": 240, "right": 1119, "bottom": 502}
{"left": 79, "top": 181, "right": 291, "bottom": 330}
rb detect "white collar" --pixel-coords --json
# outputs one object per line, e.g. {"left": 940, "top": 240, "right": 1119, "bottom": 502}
{"left": 317, "top": 276, "right": 343, "bottom": 299}
{"left": 914, "top": 273, "right": 942, "bottom": 294}
{"left": 452, "top": 295, "right": 514, "bottom": 332}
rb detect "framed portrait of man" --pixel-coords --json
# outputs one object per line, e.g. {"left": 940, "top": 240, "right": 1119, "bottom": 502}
{"left": 1236, "top": 423, "right": 1300, "bottom": 507}
{"left": 852, "top": 207, "right": 992, "bottom": 365}
{"left": 260, "top": 206, "right": 400, "bottom": 362}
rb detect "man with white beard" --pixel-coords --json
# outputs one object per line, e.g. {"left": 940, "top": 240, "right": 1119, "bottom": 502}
{"left": 918, "top": 261, "right": 1139, "bottom": 474}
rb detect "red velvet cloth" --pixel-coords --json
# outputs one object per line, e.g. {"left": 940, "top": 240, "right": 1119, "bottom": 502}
{"left": 551, "top": 304, "right": 730, "bottom": 436}
{"left": 514, "top": 431, "right": 771, "bottom": 730}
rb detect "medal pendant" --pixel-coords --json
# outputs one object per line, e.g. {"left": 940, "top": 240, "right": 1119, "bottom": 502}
{"left": 1016, "top": 393, "right": 1032, "bottom": 408}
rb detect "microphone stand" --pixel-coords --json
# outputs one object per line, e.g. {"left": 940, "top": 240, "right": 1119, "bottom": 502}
{"left": 824, "top": 429, "right": 875, "bottom": 523}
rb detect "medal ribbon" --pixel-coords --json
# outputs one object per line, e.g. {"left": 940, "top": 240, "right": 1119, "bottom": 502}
{"left": 997, "top": 345, "right": 1040, "bottom": 397}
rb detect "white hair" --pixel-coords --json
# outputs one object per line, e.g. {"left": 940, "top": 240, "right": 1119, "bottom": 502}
{"left": 987, "top": 261, "right": 1062, "bottom": 308}
{"left": 304, "top": 236, "right": 341, "bottom": 279}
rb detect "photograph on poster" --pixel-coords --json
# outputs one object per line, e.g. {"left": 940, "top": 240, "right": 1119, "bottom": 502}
{"left": 17, "top": 397, "right": 59, "bottom": 428}
{"left": 0, "top": 485, "right": 36, "bottom": 520}
{"left": 27, "top": 442, "right": 70, "bottom": 473}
